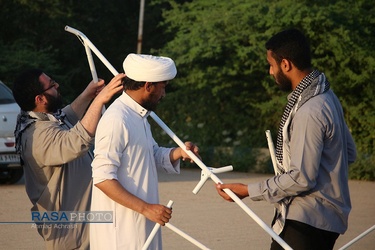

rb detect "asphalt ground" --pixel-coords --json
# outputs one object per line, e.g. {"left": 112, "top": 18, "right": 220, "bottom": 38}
{"left": 0, "top": 168, "right": 374, "bottom": 249}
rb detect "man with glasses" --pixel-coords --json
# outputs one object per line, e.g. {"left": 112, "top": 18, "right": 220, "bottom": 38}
{"left": 12, "top": 69, "right": 124, "bottom": 250}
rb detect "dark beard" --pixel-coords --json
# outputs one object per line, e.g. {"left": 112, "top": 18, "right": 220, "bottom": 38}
{"left": 142, "top": 98, "right": 158, "bottom": 111}
{"left": 142, "top": 93, "right": 162, "bottom": 112}
{"left": 44, "top": 93, "right": 63, "bottom": 113}
{"left": 276, "top": 67, "right": 292, "bottom": 92}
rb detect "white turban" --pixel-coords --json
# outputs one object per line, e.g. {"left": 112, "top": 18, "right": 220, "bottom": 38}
{"left": 123, "top": 53, "right": 177, "bottom": 82}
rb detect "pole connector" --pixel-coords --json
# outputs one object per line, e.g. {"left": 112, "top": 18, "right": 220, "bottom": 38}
{"left": 192, "top": 166, "right": 233, "bottom": 194}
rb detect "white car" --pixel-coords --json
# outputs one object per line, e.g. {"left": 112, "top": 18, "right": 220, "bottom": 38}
{"left": 0, "top": 81, "right": 22, "bottom": 184}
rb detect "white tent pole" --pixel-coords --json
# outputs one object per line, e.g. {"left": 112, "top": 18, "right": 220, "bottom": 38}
{"left": 84, "top": 43, "right": 99, "bottom": 83}
{"left": 142, "top": 200, "right": 210, "bottom": 250}
{"left": 265, "top": 130, "right": 279, "bottom": 175}
{"left": 142, "top": 200, "right": 174, "bottom": 250}
{"left": 339, "top": 225, "right": 375, "bottom": 250}
{"left": 165, "top": 223, "right": 210, "bottom": 250}
{"left": 65, "top": 26, "right": 119, "bottom": 76}
{"left": 149, "top": 113, "right": 292, "bottom": 250}
{"left": 83, "top": 43, "right": 106, "bottom": 113}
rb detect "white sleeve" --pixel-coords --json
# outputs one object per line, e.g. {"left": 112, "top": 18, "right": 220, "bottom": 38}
{"left": 92, "top": 113, "right": 128, "bottom": 184}
{"left": 152, "top": 137, "right": 180, "bottom": 174}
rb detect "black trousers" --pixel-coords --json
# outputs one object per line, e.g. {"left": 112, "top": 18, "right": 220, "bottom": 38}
{"left": 270, "top": 219, "right": 340, "bottom": 250}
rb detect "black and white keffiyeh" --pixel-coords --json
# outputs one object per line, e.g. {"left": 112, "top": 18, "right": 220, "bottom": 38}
{"left": 275, "top": 70, "right": 330, "bottom": 173}
{"left": 14, "top": 109, "right": 66, "bottom": 154}
{"left": 271, "top": 70, "right": 330, "bottom": 234}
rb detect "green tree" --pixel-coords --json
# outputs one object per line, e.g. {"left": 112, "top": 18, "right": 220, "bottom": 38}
{"left": 151, "top": 0, "right": 375, "bottom": 178}
{"left": 1, "top": 0, "right": 373, "bottom": 178}
{"left": 0, "top": 0, "right": 166, "bottom": 101}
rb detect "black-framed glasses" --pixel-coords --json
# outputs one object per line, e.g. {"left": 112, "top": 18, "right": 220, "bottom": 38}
{"left": 40, "top": 80, "right": 57, "bottom": 94}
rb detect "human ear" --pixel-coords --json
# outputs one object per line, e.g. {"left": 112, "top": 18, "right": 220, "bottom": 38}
{"left": 145, "top": 82, "right": 153, "bottom": 92}
{"left": 281, "top": 59, "right": 292, "bottom": 72}
{"left": 35, "top": 94, "right": 46, "bottom": 105}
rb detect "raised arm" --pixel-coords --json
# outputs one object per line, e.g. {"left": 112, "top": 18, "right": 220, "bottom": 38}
{"left": 79, "top": 74, "right": 124, "bottom": 137}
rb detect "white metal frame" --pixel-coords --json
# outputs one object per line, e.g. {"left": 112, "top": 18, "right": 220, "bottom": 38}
{"left": 339, "top": 225, "right": 375, "bottom": 249}
{"left": 142, "top": 200, "right": 210, "bottom": 250}
{"left": 65, "top": 25, "right": 292, "bottom": 250}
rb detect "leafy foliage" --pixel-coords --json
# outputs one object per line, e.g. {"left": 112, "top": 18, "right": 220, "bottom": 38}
{"left": 349, "top": 153, "right": 375, "bottom": 181}
{"left": 0, "top": 0, "right": 164, "bottom": 101}
{"left": 151, "top": 0, "right": 375, "bottom": 178}
{"left": 0, "top": 0, "right": 373, "bottom": 179}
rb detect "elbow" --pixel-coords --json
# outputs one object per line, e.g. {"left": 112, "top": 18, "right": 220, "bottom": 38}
{"left": 94, "top": 179, "right": 110, "bottom": 190}
{"left": 289, "top": 170, "right": 316, "bottom": 192}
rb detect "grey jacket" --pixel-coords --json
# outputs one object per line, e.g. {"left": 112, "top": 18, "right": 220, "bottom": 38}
{"left": 248, "top": 89, "right": 356, "bottom": 234}
{"left": 20, "top": 105, "right": 93, "bottom": 249}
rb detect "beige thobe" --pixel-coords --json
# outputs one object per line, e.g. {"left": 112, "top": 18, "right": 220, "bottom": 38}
{"left": 20, "top": 105, "right": 93, "bottom": 250}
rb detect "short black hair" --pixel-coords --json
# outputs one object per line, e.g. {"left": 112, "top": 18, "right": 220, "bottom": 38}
{"left": 265, "top": 29, "right": 312, "bottom": 70}
{"left": 121, "top": 76, "right": 165, "bottom": 91}
{"left": 13, "top": 68, "right": 44, "bottom": 111}
{"left": 121, "top": 76, "right": 146, "bottom": 91}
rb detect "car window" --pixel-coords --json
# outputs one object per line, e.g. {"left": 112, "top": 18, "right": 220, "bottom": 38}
{"left": 0, "top": 83, "right": 16, "bottom": 104}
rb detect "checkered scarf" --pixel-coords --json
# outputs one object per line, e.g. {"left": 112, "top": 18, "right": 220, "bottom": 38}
{"left": 275, "top": 70, "right": 330, "bottom": 173}
{"left": 271, "top": 70, "right": 330, "bottom": 234}
{"left": 14, "top": 109, "right": 65, "bottom": 154}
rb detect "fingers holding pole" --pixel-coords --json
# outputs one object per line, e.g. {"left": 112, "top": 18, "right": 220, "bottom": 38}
{"left": 143, "top": 200, "right": 211, "bottom": 250}
{"left": 64, "top": 27, "right": 291, "bottom": 249}
{"left": 149, "top": 112, "right": 211, "bottom": 175}
{"left": 142, "top": 200, "right": 174, "bottom": 250}
{"left": 150, "top": 110, "right": 291, "bottom": 248}
{"left": 221, "top": 187, "right": 292, "bottom": 250}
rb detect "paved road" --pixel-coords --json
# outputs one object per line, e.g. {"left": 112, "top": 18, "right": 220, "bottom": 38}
{"left": 0, "top": 169, "right": 374, "bottom": 249}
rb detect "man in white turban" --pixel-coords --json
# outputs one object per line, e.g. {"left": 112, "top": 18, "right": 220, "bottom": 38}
{"left": 90, "top": 54, "right": 200, "bottom": 249}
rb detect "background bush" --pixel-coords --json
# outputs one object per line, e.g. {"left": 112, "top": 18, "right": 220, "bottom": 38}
{"left": 1, "top": 0, "right": 373, "bottom": 180}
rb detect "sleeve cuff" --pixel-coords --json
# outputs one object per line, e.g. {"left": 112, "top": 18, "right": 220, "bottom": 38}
{"left": 161, "top": 148, "right": 180, "bottom": 174}
{"left": 248, "top": 183, "right": 264, "bottom": 201}
{"left": 92, "top": 164, "right": 118, "bottom": 185}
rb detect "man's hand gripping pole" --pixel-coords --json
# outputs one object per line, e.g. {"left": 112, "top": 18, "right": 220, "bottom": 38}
{"left": 142, "top": 200, "right": 210, "bottom": 250}
{"left": 149, "top": 112, "right": 233, "bottom": 194}
{"left": 150, "top": 114, "right": 292, "bottom": 250}
{"left": 64, "top": 25, "right": 292, "bottom": 250}
{"left": 66, "top": 25, "right": 211, "bottom": 250}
